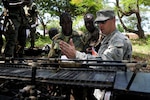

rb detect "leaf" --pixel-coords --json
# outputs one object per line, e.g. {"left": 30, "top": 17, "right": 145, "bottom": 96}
{"left": 70, "top": 0, "right": 83, "bottom": 5}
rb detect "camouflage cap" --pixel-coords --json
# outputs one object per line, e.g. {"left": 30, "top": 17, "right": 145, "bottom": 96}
{"left": 94, "top": 10, "right": 115, "bottom": 23}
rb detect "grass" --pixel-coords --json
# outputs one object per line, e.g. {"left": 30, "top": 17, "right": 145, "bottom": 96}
{"left": 131, "top": 35, "right": 150, "bottom": 67}
{"left": 26, "top": 35, "right": 52, "bottom": 48}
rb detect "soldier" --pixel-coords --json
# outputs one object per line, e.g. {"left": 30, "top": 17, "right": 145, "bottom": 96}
{"left": 48, "top": 12, "right": 85, "bottom": 58}
{"left": 59, "top": 9, "right": 132, "bottom": 99}
{"left": 83, "top": 13, "right": 100, "bottom": 55}
{"left": 66, "top": 13, "right": 100, "bottom": 100}
{"left": 0, "top": 8, "right": 9, "bottom": 57}
{"left": 48, "top": 12, "right": 86, "bottom": 100}
{"left": 2, "top": 0, "right": 30, "bottom": 63}
{"left": 27, "top": 3, "right": 38, "bottom": 48}
{"left": 48, "top": 27, "right": 58, "bottom": 40}
{"left": 0, "top": 31, "right": 3, "bottom": 55}
{"left": 41, "top": 28, "right": 59, "bottom": 55}
{"left": 0, "top": 13, "right": 5, "bottom": 56}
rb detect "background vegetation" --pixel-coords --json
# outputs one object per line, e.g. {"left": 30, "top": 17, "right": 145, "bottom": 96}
{"left": 132, "top": 35, "right": 150, "bottom": 67}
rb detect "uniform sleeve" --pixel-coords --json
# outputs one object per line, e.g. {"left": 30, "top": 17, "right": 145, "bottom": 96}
{"left": 76, "top": 51, "right": 96, "bottom": 60}
{"left": 48, "top": 41, "right": 56, "bottom": 58}
{"left": 48, "top": 34, "right": 61, "bottom": 58}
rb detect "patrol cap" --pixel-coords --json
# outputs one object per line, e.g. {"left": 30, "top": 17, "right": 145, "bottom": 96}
{"left": 94, "top": 10, "right": 115, "bottom": 23}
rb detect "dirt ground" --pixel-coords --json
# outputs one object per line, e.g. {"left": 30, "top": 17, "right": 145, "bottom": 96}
{"left": 132, "top": 56, "right": 150, "bottom": 72}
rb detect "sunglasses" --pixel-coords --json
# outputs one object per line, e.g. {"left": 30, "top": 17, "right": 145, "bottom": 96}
{"left": 96, "top": 19, "right": 110, "bottom": 24}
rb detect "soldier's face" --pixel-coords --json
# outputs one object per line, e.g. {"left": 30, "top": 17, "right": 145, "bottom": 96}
{"left": 85, "top": 20, "right": 95, "bottom": 33}
{"left": 98, "top": 18, "right": 115, "bottom": 35}
{"left": 62, "top": 20, "right": 72, "bottom": 36}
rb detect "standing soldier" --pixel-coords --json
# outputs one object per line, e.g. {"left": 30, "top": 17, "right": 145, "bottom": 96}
{"left": 0, "top": 21, "right": 3, "bottom": 56}
{"left": 48, "top": 12, "right": 86, "bottom": 100}
{"left": 0, "top": 8, "right": 8, "bottom": 57}
{"left": 48, "top": 27, "right": 58, "bottom": 40}
{"left": 28, "top": 3, "right": 38, "bottom": 48}
{"left": 0, "top": 12, "right": 5, "bottom": 56}
{"left": 48, "top": 12, "right": 85, "bottom": 58}
{"left": 2, "top": 0, "right": 31, "bottom": 62}
{"left": 83, "top": 13, "right": 100, "bottom": 55}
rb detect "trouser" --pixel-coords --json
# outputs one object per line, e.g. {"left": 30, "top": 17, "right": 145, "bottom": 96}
{"left": 4, "top": 17, "right": 20, "bottom": 58}
{"left": 0, "top": 31, "right": 3, "bottom": 54}
{"left": 4, "top": 17, "right": 26, "bottom": 58}
{"left": 15, "top": 25, "right": 27, "bottom": 58}
{"left": 30, "top": 27, "right": 36, "bottom": 48}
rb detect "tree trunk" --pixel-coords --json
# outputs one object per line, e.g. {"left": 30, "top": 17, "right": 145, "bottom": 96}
{"left": 116, "top": 0, "right": 145, "bottom": 39}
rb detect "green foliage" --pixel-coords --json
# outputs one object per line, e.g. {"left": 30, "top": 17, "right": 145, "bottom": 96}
{"left": 26, "top": 35, "right": 52, "bottom": 48}
{"left": 131, "top": 35, "right": 150, "bottom": 56}
{"left": 79, "top": 25, "right": 86, "bottom": 33}
{"left": 73, "top": 0, "right": 103, "bottom": 16}
{"left": 73, "top": 16, "right": 83, "bottom": 30}
{"left": 120, "top": 0, "right": 145, "bottom": 11}
{"left": 35, "top": 35, "right": 51, "bottom": 47}
{"left": 36, "top": 0, "right": 81, "bottom": 17}
{"left": 131, "top": 35, "right": 150, "bottom": 45}
{"left": 35, "top": 0, "right": 103, "bottom": 17}
{"left": 46, "top": 21, "right": 60, "bottom": 31}
{"left": 131, "top": 35, "right": 150, "bottom": 65}
{"left": 121, "top": 0, "right": 137, "bottom": 11}
{"left": 117, "top": 24, "right": 124, "bottom": 32}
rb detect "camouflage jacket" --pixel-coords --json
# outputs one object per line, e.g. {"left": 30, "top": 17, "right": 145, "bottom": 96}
{"left": 48, "top": 30, "right": 86, "bottom": 58}
{"left": 82, "top": 27, "right": 100, "bottom": 49}
{"left": 76, "top": 30, "right": 132, "bottom": 61}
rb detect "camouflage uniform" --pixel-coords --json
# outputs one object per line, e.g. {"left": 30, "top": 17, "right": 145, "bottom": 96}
{"left": 0, "top": 16, "right": 4, "bottom": 54}
{"left": 83, "top": 27, "right": 100, "bottom": 52}
{"left": 28, "top": 3, "right": 38, "bottom": 48}
{"left": 76, "top": 30, "right": 132, "bottom": 61}
{"left": 2, "top": 0, "right": 29, "bottom": 59}
{"left": 48, "top": 30, "right": 85, "bottom": 58}
{"left": 48, "top": 30, "right": 86, "bottom": 100}
{"left": 75, "top": 29, "right": 132, "bottom": 100}
{"left": 76, "top": 10, "right": 132, "bottom": 61}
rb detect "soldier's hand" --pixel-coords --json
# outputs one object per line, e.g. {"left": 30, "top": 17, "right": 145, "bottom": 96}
{"left": 86, "top": 47, "right": 92, "bottom": 53}
{"left": 59, "top": 39, "right": 76, "bottom": 59}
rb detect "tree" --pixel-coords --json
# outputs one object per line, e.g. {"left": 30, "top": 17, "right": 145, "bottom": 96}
{"left": 34, "top": 0, "right": 102, "bottom": 36}
{"left": 115, "top": 0, "right": 145, "bottom": 38}
{"left": 35, "top": 0, "right": 102, "bottom": 17}
{"left": 71, "top": 0, "right": 103, "bottom": 16}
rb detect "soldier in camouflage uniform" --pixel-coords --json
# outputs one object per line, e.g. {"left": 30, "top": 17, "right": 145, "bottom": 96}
{"left": 67, "top": 13, "right": 100, "bottom": 100}
{"left": 83, "top": 13, "right": 100, "bottom": 54}
{"left": 48, "top": 12, "right": 85, "bottom": 58}
{"left": 2, "top": 0, "right": 30, "bottom": 62}
{"left": 48, "top": 27, "right": 58, "bottom": 40}
{"left": 48, "top": 12, "right": 86, "bottom": 100}
{"left": 0, "top": 13, "right": 4, "bottom": 55}
{"left": 28, "top": 3, "right": 38, "bottom": 48}
{"left": 0, "top": 29, "right": 3, "bottom": 55}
